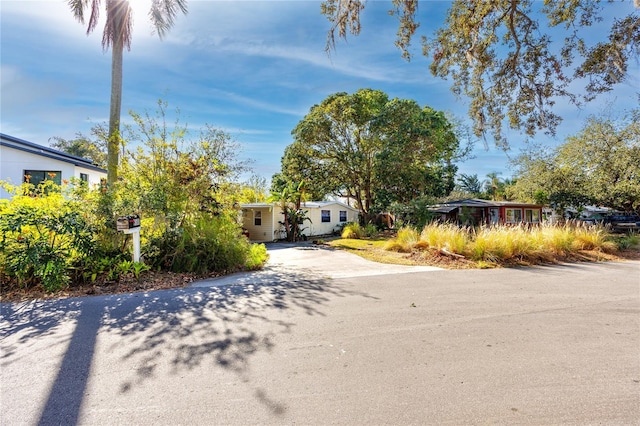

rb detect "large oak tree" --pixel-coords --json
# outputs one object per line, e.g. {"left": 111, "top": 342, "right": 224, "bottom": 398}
{"left": 509, "top": 109, "right": 640, "bottom": 213}
{"left": 275, "top": 89, "right": 464, "bottom": 220}
{"left": 321, "top": 0, "right": 640, "bottom": 147}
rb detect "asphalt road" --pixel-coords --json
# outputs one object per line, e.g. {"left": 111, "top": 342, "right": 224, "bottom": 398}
{"left": 1, "top": 245, "right": 639, "bottom": 425}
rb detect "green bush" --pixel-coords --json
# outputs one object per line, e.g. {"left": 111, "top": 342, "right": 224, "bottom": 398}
{"left": 246, "top": 243, "right": 268, "bottom": 270}
{"left": 612, "top": 232, "right": 640, "bottom": 250}
{"left": 0, "top": 181, "right": 97, "bottom": 291}
{"left": 143, "top": 212, "right": 267, "bottom": 274}
{"left": 363, "top": 224, "right": 378, "bottom": 238}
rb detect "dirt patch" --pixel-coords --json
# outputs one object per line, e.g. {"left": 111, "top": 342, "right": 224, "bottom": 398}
{"left": 0, "top": 270, "right": 215, "bottom": 303}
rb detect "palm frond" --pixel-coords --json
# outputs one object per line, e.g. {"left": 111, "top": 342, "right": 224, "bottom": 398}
{"left": 150, "top": 0, "right": 188, "bottom": 39}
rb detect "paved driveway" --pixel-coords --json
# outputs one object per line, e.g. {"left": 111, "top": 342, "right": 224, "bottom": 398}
{"left": 194, "top": 242, "right": 441, "bottom": 288}
{"left": 1, "top": 246, "right": 638, "bottom": 425}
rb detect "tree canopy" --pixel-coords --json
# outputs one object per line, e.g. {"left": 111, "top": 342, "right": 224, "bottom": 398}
{"left": 321, "top": 0, "right": 640, "bottom": 147}
{"left": 509, "top": 109, "right": 640, "bottom": 213}
{"left": 274, "top": 89, "right": 465, "bottom": 220}
{"left": 50, "top": 133, "right": 107, "bottom": 168}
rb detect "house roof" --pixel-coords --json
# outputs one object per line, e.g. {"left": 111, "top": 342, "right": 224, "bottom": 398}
{"left": 301, "top": 200, "right": 359, "bottom": 211}
{"left": 241, "top": 200, "right": 359, "bottom": 211}
{"left": 0, "top": 133, "right": 107, "bottom": 173}
{"left": 241, "top": 203, "right": 273, "bottom": 209}
{"left": 429, "top": 198, "right": 542, "bottom": 213}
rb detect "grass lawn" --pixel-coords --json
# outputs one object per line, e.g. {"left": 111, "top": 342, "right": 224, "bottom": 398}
{"left": 327, "top": 237, "right": 480, "bottom": 269}
{"left": 328, "top": 238, "right": 424, "bottom": 266}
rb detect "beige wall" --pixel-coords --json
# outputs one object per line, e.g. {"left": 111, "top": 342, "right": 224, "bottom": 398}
{"left": 303, "top": 204, "right": 358, "bottom": 237}
{"left": 242, "top": 203, "right": 359, "bottom": 242}
{"left": 242, "top": 206, "right": 278, "bottom": 242}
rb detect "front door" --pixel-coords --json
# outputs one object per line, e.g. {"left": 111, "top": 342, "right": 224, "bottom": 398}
{"left": 489, "top": 208, "right": 499, "bottom": 224}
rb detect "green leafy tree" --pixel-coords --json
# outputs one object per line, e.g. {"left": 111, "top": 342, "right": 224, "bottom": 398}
{"left": 120, "top": 100, "right": 249, "bottom": 219}
{"left": 456, "top": 173, "right": 483, "bottom": 196}
{"left": 283, "top": 89, "right": 463, "bottom": 221}
{"left": 115, "top": 101, "right": 261, "bottom": 272}
{"left": 69, "top": 0, "right": 188, "bottom": 186}
{"left": 372, "top": 100, "right": 460, "bottom": 209}
{"left": 271, "top": 141, "right": 333, "bottom": 201}
{"left": 515, "top": 157, "right": 593, "bottom": 217}
{"left": 557, "top": 109, "right": 640, "bottom": 212}
{"left": 321, "top": 0, "right": 640, "bottom": 147}
{"left": 236, "top": 174, "right": 268, "bottom": 204}
{"left": 50, "top": 132, "right": 107, "bottom": 167}
{"left": 509, "top": 107, "right": 640, "bottom": 215}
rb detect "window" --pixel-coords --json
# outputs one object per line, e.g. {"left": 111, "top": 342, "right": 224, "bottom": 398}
{"left": 321, "top": 210, "right": 331, "bottom": 223}
{"left": 254, "top": 210, "right": 262, "bottom": 226}
{"left": 80, "top": 173, "right": 88, "bottom": 182}
{"left": 525, "top": 209, "right": 540, "bottom": 223}
{"left": 505, "top": 208, "right": 523, "bottom": 223}
{"left": 24, "top": 170, "right": 61, "bottom": 186}
{"left": 339, "top": 210, "right": 347, "bottom": 222}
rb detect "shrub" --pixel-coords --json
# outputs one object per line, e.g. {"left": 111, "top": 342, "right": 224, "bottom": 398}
{"left": 0, "top": 181, "right": 97, "bottom": 291}
{"left": 612, "top": 232, "right": 640, "bottom": 250}
{"left": 363, "top": 224, "right": 378, "bottom": 238}
{"left": 246, "top": 244, "right": 268, "bottom": 270}
{"left": 144, "top": 212, "right": 267, "bottom": 274}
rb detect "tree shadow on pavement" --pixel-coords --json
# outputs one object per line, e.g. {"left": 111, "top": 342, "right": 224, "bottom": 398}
{"left": 1, "top": 268, "right": 376, "bottom": 423}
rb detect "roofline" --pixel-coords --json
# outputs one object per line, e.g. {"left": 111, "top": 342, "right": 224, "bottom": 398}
{"left": 0, "top": 133, "right": 107, "bottom": 173}
{"left": 241, "top": 201, "right": 359, "bottom": 211}
{"left": 301, "top": 200, "right": 359, "bottom": 210}
{"left": 434, "top": 198, "right": 542, "bottom": 208}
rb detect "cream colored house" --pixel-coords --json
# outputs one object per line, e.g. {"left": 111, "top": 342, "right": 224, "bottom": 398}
{"left": 240, "top": 201, "right": 359, "bottom": 242}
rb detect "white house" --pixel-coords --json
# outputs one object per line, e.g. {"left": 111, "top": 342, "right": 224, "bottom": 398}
{"left": 240, "top": 200, "right": 360, "bottom": 242}
{"left": 0, "top": 133, "right": 107, "bottom": 199}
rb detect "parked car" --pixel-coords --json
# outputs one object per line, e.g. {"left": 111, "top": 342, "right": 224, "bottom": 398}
{"left": 602, "top": 214, "right": 640, "bottom": 232}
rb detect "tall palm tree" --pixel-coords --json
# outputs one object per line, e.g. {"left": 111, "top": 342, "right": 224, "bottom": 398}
{"left": 69, "top": 0, "right": 188, "bottom": 186}
{"left": 483, "top": 171, "right": 505, "bottom": 201}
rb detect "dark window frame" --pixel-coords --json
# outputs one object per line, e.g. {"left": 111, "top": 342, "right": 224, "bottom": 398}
{"left": 23, "top": 170, "right": 62, "bottom": 187}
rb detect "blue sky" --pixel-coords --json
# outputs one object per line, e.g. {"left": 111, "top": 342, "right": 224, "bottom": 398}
{"left": 1, "top": 0, "right": 638, "bottom": 185}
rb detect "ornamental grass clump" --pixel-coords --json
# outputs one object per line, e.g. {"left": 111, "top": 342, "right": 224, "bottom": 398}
{"left": 419, "top": 222, "right": 469, "bottom": 254}
{"left": 384, "top": 227, "right": 419, "bottom": 252}
{"left": 379, "top": 221, "right": 626, "bottom": 267}
{"left": 466, "top": 226, "right": 534, "bottom": 261}
{"left": 571, "top": 226, "right": 617, "bottom": 253}
{"left": 341, "top": 222, "right": 365, "bottom": 239}
{"left": 539, "top": 224, "right": 575, "bottom": 256}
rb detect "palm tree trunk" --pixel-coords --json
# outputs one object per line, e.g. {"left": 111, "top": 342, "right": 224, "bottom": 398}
{"left": 107, "top": 23, "right": 124, "bottom": 186}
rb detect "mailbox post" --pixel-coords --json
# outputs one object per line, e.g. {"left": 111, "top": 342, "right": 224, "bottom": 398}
{"left": 117, "top": 215, "right": 141, "bottom": 262}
